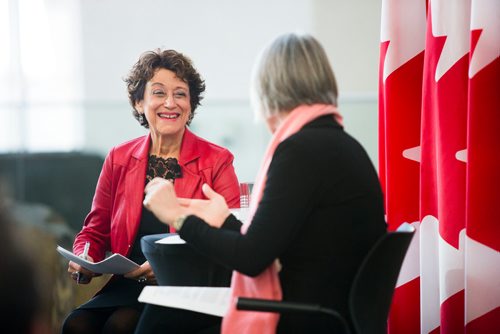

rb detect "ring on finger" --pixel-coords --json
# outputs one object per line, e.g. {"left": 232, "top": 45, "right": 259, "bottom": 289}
{"left": 138, "top": 276, "right": 147, "bottom": 284}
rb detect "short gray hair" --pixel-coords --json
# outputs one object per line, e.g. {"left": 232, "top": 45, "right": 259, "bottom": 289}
{"left": 251, "top": 33, "right": 338, "bottom": 119}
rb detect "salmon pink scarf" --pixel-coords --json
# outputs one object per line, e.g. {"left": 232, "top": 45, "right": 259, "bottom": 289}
{"left": 222, "top": 104, "right": 343, "bottom": 334}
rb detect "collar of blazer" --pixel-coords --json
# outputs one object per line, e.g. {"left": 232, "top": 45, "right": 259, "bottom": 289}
{"left": 131, "top": 127, "right": 201, "bottom": 166}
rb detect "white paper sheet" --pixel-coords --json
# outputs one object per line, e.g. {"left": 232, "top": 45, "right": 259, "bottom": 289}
{"left": 138, "top": 286, "right": 232, "bottom": 317}
{"left": 155, "top": 234, "right": 186, "bottom": 244}
{"left": 230, "top": 208, "right": 249, "bottom": 222}
{"left": 57, "top": 245, "right": 140, "bottom": 274}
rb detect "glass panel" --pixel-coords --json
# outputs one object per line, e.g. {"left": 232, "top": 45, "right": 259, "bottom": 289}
{"left": 25, "top": 105, "right": 83, "bottom": 152}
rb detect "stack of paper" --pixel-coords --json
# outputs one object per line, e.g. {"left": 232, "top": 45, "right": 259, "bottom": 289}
{"left": 56, "top": 245, "right": 140, "bottom": 275}
{"left": 138, "top": 286, "right": 232, "bottom": 317}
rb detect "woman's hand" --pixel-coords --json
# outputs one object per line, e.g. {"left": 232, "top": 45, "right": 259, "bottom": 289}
{"left": 178, "top": 184, "right": 230, "bottom": 228}
{"left": 143, "top": 178, "right": 185, "bottom": 226}
{"left": 144, "top": 178, "right": 230, "bottom": 228}
{"left": 67, "top": 257, "right": 96, "bottom": 284}
{"left": 124, "top": 261, "right": 157, "bottom": 285}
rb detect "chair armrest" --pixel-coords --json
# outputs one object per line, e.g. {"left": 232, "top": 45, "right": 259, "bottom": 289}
{"left": 236, "top": 297, "right": 351, "bottom": 334}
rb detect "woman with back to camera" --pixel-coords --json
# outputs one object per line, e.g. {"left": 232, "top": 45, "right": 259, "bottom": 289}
{"left": 61, "top": 49, "right": 240, "bottom": 334}
{"left": 142, "top": 33, "right": 387, "bottom": 333}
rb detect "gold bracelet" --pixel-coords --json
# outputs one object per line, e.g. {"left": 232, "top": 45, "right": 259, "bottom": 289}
{"left": 173, "top": 214, "right": 188, "bottom": 231}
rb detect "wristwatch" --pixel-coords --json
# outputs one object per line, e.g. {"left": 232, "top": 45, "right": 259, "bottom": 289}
{"left": 173, "top": 214, "right": 188, "bottom": 231}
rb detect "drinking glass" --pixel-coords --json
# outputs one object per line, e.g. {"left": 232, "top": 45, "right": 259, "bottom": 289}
{"left": 239, "top": 182, "right": 253, "bottom": 208}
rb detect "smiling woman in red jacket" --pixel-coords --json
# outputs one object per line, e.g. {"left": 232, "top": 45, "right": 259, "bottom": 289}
{"left": 61, "top": 49, "right": 240, "bottom": 334}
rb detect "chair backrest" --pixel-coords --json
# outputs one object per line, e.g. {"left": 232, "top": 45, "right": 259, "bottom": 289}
{"left": 349, "top": 226, "right": 415, "bottom": 334}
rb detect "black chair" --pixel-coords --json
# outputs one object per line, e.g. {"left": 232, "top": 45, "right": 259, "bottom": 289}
{"left": 141, "top": 233, "right": 232, "bottom": 287}
{"left": 236, "top": 224, "right": 415, "bottom": 334}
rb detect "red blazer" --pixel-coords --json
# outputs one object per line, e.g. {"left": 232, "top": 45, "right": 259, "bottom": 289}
{"left": 73, "top": 128, "right": 240, "bottom": 261}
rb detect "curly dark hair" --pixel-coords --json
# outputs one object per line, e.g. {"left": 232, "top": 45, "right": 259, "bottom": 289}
{"left": 124, "top": 49, "right": 206, "bottom": 127}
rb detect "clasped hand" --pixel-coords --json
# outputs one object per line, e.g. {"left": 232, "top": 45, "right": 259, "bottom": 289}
{"left": 143, "top": 177, "right": 231, "bottom": 228}
{"left": 68, "top": 255, "right": 97, "bottom": 284}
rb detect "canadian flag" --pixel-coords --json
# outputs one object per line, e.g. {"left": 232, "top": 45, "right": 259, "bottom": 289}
{"left": 379, "top": 0, "right": 426, "bottom": 332}
{"left": 379, "top": 0, "right": 500, "bottom": 333}
{"left": 464, "top": 0, "right": 500, "bottom": 331}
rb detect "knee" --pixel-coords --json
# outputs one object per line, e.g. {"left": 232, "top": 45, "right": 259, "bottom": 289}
{"left": 61, "top": 310, "right": 102, "bottom": 334}
{"left": 61, "top": 316, "right": 90, "bottom": 334}
{"left": 102, "top": 308, "right": 141, "bottom": 334}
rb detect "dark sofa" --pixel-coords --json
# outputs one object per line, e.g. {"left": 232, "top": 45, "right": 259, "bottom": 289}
{"left": 0, "top": 152, "right": 109, "bottom": 332}
{"left": 0, "top": 152, "right": 104, "bottom": 232}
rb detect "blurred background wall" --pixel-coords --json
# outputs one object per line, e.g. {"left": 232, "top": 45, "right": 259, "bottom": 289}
{"left": 1, "top": 0, "right": 381, "bottom": 182}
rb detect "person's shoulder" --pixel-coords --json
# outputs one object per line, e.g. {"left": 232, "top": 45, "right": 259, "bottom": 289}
{"left": 277, "top": 116, "right": 356, "bottom": 160}
{"left": 282, "top": 117, "right": 339, "bottom": 144}
{"left": 114, "top": 135, "right": 147, "bottom": 149}
{"left": 184, "top": 130, "right": 234, "bottom": 169}
{"left": 188, "top": 130, "right": 232, "bottom": 156}
{"left": 299, "top": 115, "right": 342, "bottom": 134}
{"left": 289, "top": 116, "right": 352, "bottom": 145}
{"left": 107, "top": 135, "right": 149, "bottom": 162}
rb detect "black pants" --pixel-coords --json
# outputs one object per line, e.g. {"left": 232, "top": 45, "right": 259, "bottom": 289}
{"left": 134, "top": 304, "right": 221, "bottom": 334}
{"left": 61, "top": 306, "right": 143, "bottom": 334}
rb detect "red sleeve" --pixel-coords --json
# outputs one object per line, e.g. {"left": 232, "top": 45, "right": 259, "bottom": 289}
{"left": 211, "top": 149, "right": 241, "bottom": 208}
{"left": 73, "top": 148, "right": 114, "bottom": 261}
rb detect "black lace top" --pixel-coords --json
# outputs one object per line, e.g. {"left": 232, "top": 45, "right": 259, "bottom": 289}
{"left": 146, "top": 155, "right": 182, "bottom": 183}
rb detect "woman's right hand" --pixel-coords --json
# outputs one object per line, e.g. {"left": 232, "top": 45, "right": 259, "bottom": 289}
{"left": 67, "top": 258, "right": 96, "bottom": 284}
{"left": 177, "top": 183, "right": 231, "bottom": 228}
{"left": 144, "top": 179, "right": 230, "bottom": 228}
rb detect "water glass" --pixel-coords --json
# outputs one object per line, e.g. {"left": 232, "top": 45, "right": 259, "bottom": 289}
{"left": 239, "top": 182, "right": 253, "bottom": 208}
